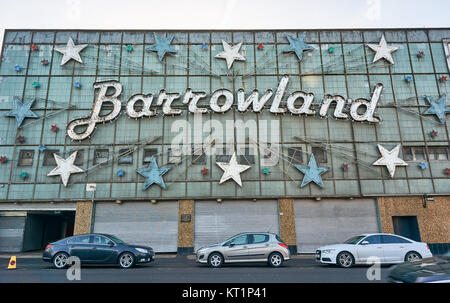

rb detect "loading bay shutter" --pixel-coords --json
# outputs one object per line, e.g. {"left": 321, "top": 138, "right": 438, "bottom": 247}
{"left": 194, "top": 200, "right": 279, "bottom": 251}
{"left": 93, "top": 201, "right": 178, "bottom": 253}
{"left": 0, "top": 215, "right": 26, "bottom": 252}
{"left": 294, "top": 199, "right": 380, "bottom": 253}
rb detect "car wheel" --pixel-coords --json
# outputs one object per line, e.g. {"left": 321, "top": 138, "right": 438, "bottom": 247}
{"left": 208, "top": 252, "right": 223, "bottom": 268}
{"left": 337, "top": 251, "right": 354, "bottom": 268}
{"left": 405, "top": 251, "right": 422, "bottom": 263}
{"left": 268, "top": 252, "right": 284, "bottom": 267}
{"left": 118, "top": 252, "right": 135, "bottom": 269}
{"left": 53, "top": 252, "right": 69, "bottom": 269}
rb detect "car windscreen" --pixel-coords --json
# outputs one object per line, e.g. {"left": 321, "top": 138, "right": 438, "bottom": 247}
{"left": 344, "top": 235, "right": 366, "bottom": 244}
{"left": 106, "top": 235, "right": 126, "bottom": 244}
{"left": 223, "top": 234, "right": 240, "bottom": 243}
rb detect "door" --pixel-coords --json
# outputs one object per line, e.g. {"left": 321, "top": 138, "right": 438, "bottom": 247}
{"left": 68, "top": 235, "right": 94, "bottom": 262}
{"left": 194, "top": 200, "right": 279, "bottom": 251}
{"left": 247, "top": 234, "right": 271, "bottom": 260}
{"left": 392, "top": 216, "right": 421, "bottom": 242}
{"left": 356, "top": 235, "right": 384, "bottom": 263}
{"left": 223, "top": 234, "right": 249, "bottom": 261}
{"left": 0, "top": 215, "right": 26, "bottom": 252}
{"left": 93, "top": 202, "right": 178, "bottom": 252}
{"left": 90, "top": 235, "right": 116, "bottom": 262}
{"left": 294, "top": 199, "right": 379, "bottom": 253}
{"left": 381, "top": 235, "right": 412, "bottom": 263}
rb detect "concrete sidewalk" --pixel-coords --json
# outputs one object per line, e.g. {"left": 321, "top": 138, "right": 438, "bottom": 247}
{"left": 0, "top": 251, "right": 42, "bottom": 259}
{"left": 0, "top": 251, "right": 178, "bottom": 259}
{"left": 0, "top": 252, "right": 315, "bottom": 260}
{"left": 186, "top": 254, "right": 314, "bottom": 260}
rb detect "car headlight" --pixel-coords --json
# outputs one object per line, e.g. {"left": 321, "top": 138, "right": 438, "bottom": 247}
{"left": 322, "top": 249, "right": 336, "bottom": 254}
{"left": 136, "top": 248, "right": 148, "bottom": 254}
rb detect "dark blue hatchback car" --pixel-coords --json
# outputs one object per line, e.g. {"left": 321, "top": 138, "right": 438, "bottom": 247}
{"left": 43, "top": 233, "right": 155, "bottom": 269}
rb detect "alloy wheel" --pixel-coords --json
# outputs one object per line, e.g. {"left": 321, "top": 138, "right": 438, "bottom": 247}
{"left": 53, "top": 253, "right": 68, "bottom": 269}
{"left": 209, "top": 254, "right": 223, "bottom": 268}
{"left": 406, "top": 252, "right": 421, "bottom": 262}
{"left": 338, "top": 252, "right": 353, "bottom": 268}
{"left": 270, "top": 253, "right": 283, "bottom": 267}
{"left": 119, "top": 253, "right": 134, "bottom": 268}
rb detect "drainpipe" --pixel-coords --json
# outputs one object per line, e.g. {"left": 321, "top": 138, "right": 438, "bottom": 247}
{"left": 89, "top": 191, "right": 96, "bottom": 233}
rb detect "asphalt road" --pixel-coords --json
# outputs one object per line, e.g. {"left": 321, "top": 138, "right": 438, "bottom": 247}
{"left": 0, "top": 255, "right": 392, "bottom": 283}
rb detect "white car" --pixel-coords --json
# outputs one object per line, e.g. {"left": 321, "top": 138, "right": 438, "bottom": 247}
{"left": 316, "top": 233, "right": 433, "bottom": 268}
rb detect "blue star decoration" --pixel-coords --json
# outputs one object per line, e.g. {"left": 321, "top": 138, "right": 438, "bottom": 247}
{"left": 423, "top": 95, "right": 450, "bottom": 124}
{"left": 136, "top": 156, "right": 171, "bottom": 190}
{"left": 294, "top": 154, "right": 329, "bottom": 188}
{"left": 6, "top": 97, "right": 39, "bottom": 128}
{"left": 283, "top": 32, "right": 314, "bottom": 61}
{"left": 147, "top": 33, "right": 177, "bottom": 62}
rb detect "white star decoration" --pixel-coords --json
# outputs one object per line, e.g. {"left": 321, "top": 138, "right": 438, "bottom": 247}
{"left": 367, "top": 34, "right": 399, "bottom": 65}
{"left": 47, "top": 151, "right": 84, "bottom": 186}
{"left": 216, "top": 152, "right": 251, "bottom": 186}
{"left": 372, "top": 144, "right": 408, "bottom": 178}
{"left": 54, "top": 37, "right": 88, "bottom": 66}
{"left": 214, "top": 40, "right": 246, "bottom": 69}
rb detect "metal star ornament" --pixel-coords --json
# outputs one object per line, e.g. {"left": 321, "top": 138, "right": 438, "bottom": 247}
{"left": 147, "top": 33, "right": 177, "bottom": 62}
{"left": 366, "top": 34, "right": 399, "bottom": 65}
{"left": 283, "top": 32, "right": 314, "bottom": 61}
{"left": 423, "top": 95, "right": 450, "bottom": 124}
{"left": 6, "top": 97, "right": 39, "bottom": 128}
{"left": 294, "top": 154, "right": 328, "bottom": 188}
{"left": 54, "top": 37, "right": 88, "bottom": 66}
{"left": 47, "top": 151, "right": 84, "bottom": 187}
{"left": 214, "top": 40, "right": 246, "bottom": 69}
{"left": 137, "top": 156, "right": 171, "bottom": 190}
{"left": 372, "top": 144, "right": 408, "bottom": 178}
{"left": 216, "top": 152, "right": 251, "bottom": 186}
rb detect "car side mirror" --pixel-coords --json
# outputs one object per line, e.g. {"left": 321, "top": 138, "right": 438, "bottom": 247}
{"left": 108, "top": 242, "right": 114, "bottom": 247}
{"left": 360, "top": 241, "right": 370, "bottom": 245}
{"left": 229, "top": 242, "right": 235, "bottom": 247}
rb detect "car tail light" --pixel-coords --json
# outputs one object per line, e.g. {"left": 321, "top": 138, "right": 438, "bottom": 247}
{"left": 278, "top": 242, "right": 288, "bottom": 249}
{"left": 426, "top": 244, "right": 430, "bottom": 251}
{"left": 45, "top": 244, "right": 53, "bottom": 250}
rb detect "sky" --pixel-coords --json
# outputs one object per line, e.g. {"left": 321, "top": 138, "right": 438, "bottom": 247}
{"left": 0, "top": 0, "right": 449, "bottom": 46}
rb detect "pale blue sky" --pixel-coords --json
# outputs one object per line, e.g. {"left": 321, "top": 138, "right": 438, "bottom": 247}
{"left": 0, "top": 0, "right": 449, "bottom": 46}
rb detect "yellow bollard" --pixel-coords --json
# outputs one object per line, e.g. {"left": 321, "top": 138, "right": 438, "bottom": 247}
{"left": 7, "top": 256, "right": 16, "bottom": 270}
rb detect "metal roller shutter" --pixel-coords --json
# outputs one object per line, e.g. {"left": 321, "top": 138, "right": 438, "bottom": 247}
{"left": 294, "top": 199, "right": 380, "bottom": 253}
{"left": 0, "top": 215, "right": 26, "bottom": 252}
{"left": 93, "top": 201, "right": 178, "bottom": 252}
{"left": 194, "top": 200, "right": 279, "bottom": 251}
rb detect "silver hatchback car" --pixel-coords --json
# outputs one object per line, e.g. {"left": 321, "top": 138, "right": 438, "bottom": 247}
{"left": 195, "top": 232, "right": 291, "bottom": 268}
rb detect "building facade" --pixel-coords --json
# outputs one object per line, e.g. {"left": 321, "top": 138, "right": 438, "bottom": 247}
{"left": 0, "top": 29, "right": 448, "bottom": 254}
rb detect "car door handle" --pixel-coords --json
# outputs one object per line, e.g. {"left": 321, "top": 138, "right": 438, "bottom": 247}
{"left": 377, "top": 247, "right": 383, "bottom": 249}
{"left": 92, "top": 247, "right": 97, "bottom": 250}
{"left": 399, "top": 246, "right": 404, "bottom": 249}
{"left": 243, "top": 246, "right": 247, "bottom": 249}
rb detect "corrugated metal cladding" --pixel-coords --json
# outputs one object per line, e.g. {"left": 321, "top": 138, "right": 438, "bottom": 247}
{"left": 294, "top": 199, "right": 379, "bottom": 253}
{"left": 194, "top": 200, "right": 279, "bottom": 250}
{"left": 93, "top": 202, "right": 178, "bottom": 252}
{"left": 0, "top": 215, "right": 26, "bottom": 252}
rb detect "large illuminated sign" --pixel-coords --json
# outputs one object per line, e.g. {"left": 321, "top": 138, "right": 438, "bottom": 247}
{"left": 67, "top": 75, "right": 384, "bottom": 141}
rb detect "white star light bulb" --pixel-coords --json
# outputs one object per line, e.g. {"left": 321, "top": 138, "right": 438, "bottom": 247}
{"left": 54, "top": 37, "right": 88, "bottom": 66}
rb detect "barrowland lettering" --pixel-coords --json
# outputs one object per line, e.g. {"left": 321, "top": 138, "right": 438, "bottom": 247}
{"left": 66, "top": 75, "right": 384, "bottom": 141}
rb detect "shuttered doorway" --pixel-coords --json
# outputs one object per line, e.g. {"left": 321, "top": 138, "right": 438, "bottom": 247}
{"left": 194, "top": 200, "right": 279, "bottom": 251}
{"left": 294, "top": 199, "right": 380, "bottom": 253}
{"left": 0, "top": 215, "right": 26, "bottom": 252}
{"left": 93, "top": 201, "right": 178, "bottom": 252}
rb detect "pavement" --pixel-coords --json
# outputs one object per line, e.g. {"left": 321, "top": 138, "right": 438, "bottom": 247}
{"left": 0, "top": 253, "right": 392, "bottom": 283}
